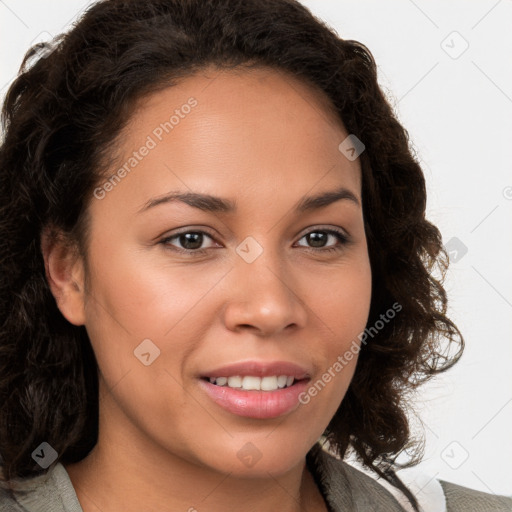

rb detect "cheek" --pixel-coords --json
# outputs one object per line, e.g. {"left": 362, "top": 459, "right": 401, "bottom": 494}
{"left": 306, "top": 257, "right": 372, "bottom": 400}
{"left": 312, "top": 258, "right": 372, "bottom": 342}
{"left": 81, "top": 240, "right": 232, "bottom": 394}
{"left": 84, "top": 238, "right": 226, "bottom": 335}
{"left": 81, "top": 245, "right": 210, "bottom": 442}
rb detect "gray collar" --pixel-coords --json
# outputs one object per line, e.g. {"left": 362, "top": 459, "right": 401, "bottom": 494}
{"left": 306, "top": 441, "right": 407, "bottom": 511}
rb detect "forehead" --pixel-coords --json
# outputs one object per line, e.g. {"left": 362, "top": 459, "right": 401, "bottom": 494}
{"left": 135, "top": 64, "right": 346, "bottom": 133}
{"left": 97, "top": 65, "right": 361, "bottom": 214}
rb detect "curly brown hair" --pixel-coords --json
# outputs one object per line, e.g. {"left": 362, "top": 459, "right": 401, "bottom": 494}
{"left": 0, "top": 0, "right": 463, "bottom": 506}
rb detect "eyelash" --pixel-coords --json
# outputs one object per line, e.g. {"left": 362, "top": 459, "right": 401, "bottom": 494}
{"left": 159, "top": 227, "right": 350, "bottom": 256}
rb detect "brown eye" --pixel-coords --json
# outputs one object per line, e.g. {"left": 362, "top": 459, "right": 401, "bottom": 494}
{"left": 305, "top": 231, "right": 328, "bottom": 248}
{"left": 295, "top": 229, "right": 349, "bottom": 253}
{"left": 176, "top": 232, "right": 204, "bottom": 250}
{"left": 160, "top": 231, "right": 217, "bottom": 254}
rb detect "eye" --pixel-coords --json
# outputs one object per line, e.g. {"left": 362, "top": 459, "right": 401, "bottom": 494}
{"left": 295, "top": 228, "right": 349, "bottom": 253}
{"left": 160, "top": 230, "right": 218, "bottom": 254}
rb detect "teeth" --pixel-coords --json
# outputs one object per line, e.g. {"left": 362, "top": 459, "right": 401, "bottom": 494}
{"left": 208, "top": 375, "right": 296, "bottom": 391}
{"left": 261, "top": 376, "right": 278, "bottom": 391}
{"left": 227, "top": 376, "right": 243, "bottom": 388}
{"left": 243, "top": 376, "right": 261, "bottom": 390}
{"left": 277, "top": 375, "right": 288, "bottom": 388}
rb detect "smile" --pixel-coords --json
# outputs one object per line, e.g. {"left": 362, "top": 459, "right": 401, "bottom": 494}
{"left": 206, "top": 375, "right": 296, "bottom": 391}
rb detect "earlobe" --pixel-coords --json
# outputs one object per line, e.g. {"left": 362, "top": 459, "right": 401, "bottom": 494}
{"left": 40, "top": 227, "right": 86, "bottom": 326}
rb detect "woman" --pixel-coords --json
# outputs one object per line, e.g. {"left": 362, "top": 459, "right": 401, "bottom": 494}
{"left": 0, "top": 0, "right": 510, "bottom": 510}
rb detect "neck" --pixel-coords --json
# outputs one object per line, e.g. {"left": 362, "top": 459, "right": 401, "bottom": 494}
{"left": 64, "top": 393, "right": 327, "bottom": 512}
{"left": 65, "top": 447, "right": 323, "bottom": 512}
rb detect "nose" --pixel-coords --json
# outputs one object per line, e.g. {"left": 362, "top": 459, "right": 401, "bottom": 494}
{"left": 222, "top": 248, "right": 308, "bottom": 337}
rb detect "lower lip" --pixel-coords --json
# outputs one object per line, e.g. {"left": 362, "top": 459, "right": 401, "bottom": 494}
{"left": 198, "top": 378, "right": 310, "bottom": 419}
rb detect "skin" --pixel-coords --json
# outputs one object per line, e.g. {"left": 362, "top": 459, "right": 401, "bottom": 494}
{"left": 43, "top": 65, "right": 372, "bottom": 512}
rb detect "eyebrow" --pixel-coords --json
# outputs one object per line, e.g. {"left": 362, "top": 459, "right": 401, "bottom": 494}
{"left": 138, "top": 186, "right": 360, "bottom": 214}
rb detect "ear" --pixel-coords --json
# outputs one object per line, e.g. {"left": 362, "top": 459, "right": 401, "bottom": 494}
{"left": 40, "top": 227, "right": 86, "bottom": 326}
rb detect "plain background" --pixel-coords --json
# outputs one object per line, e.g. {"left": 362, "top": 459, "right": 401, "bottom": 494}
{"left": 1, "top": 0, "right": 511, "bottom": 497}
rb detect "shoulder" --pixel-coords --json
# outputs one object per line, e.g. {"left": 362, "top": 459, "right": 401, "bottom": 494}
{"left": 338, "top": 459, "right": 404, "bottom": 499}
{"left": 440, "top": 480, "right": 512, "bottom": 512}
{"left": 0, "top": 462, "right": 82, "bottom": 512}
{"left": 308, "top": 441, "right": 512, "bottom": 512}
{"left": 307, "top": 443, "right": 411, "bottom": 511}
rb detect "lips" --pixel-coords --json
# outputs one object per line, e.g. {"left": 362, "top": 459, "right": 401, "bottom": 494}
{"left": 199, "top": 360, "right": 311, "bottom": 380}
{"left": 198, "top": 378, "right": 311, "bottom": 419}
{"left": 198, "top": 360, "right": 313, "bottom": 418}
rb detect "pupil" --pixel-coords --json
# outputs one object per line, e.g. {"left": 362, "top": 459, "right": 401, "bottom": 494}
{"left": 181, "top": 232, "right": 203, "bottom": 250}
{"left": 308, "top": 232, "right": 326, "bottom": 247}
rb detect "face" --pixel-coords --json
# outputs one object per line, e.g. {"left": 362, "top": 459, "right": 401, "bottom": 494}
{"left": 75, "top": 66, "right": 372, "bottom": 477}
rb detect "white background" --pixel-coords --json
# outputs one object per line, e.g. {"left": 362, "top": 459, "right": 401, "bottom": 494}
{"left": 1, "top": 0, "right": 511, "bottom": 497}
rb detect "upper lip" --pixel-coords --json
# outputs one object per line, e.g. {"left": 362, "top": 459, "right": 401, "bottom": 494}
{"left": 200, "top": 360, "right": 311, "bottom": 380}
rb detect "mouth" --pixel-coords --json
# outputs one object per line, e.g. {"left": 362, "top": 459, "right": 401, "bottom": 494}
{"left": 197, "top": 360, "right": 312, "bottom": 418}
